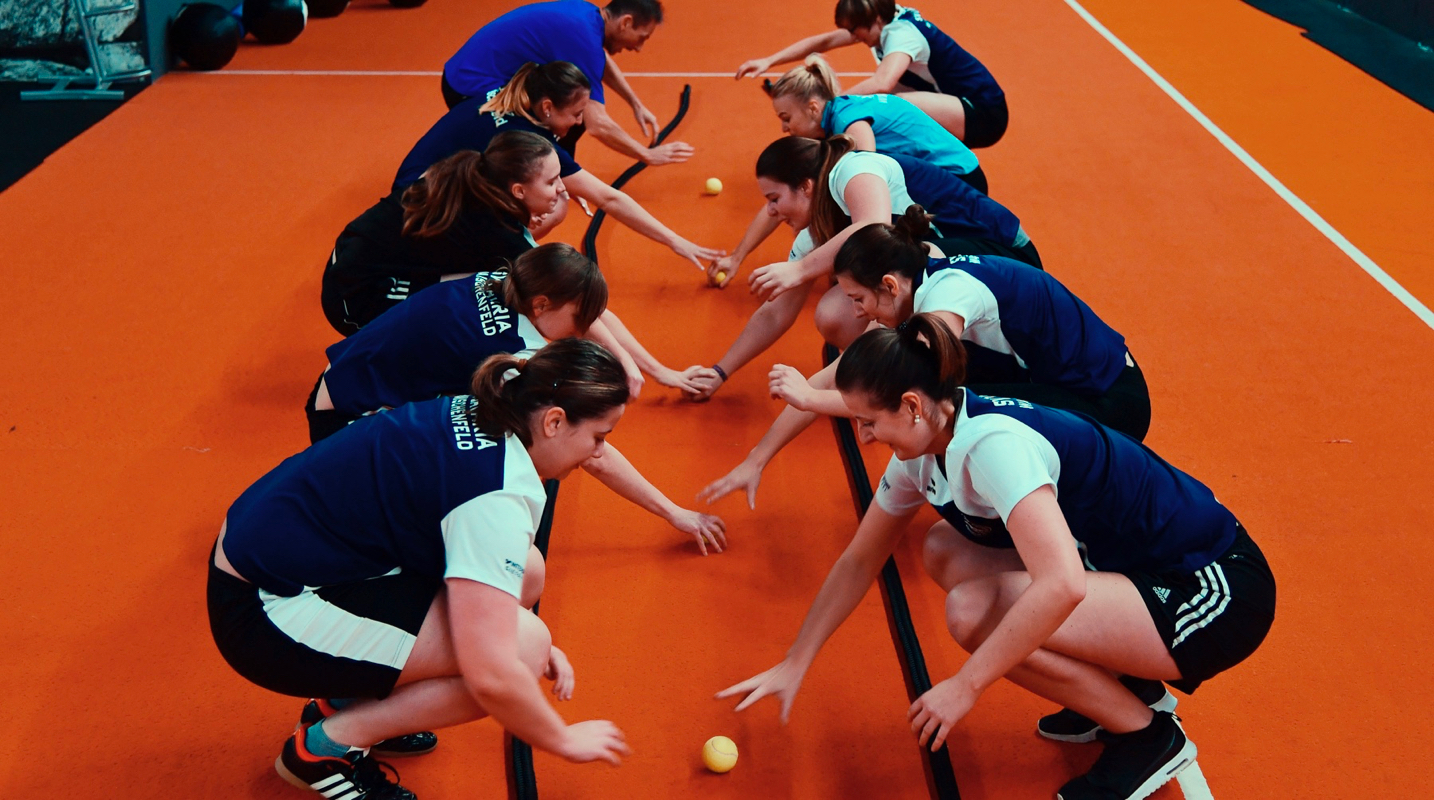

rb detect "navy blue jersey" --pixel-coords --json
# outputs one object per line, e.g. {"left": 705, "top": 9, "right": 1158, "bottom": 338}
{"left": 888, "top": 153, "right": 1020, "bottom": 244}
{"left": 876, "top": 6, "right": 1003, "bottom": 104}
{"left": 323, "top": 272, "right": 547, "bottom": 416}
{"left": 913, "top": 255, "right": 1127, "bottom": 395}
{"left": 443, "top": 0, "right": 606, "bottom": 103}
{"left": 394, "top": 98, "right": 581, "bottom": 191}
{"left": 876, "top": 390, "right": 1237, "bottom": 574}
{"left": 823, "top": 94, "right": 980, "bottom": 176}
{"left": 225, "top": 396, "right": 548, "bottom": 598}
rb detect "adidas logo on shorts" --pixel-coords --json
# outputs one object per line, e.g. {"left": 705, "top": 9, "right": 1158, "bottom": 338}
{"left": 1153, "top": 586, "right": 1171, "bottom": 603}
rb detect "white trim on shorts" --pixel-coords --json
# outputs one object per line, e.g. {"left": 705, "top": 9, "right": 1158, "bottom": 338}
{"left": 1169, "top": 564, "right": 1232, "bottom": 648}
{"left": 259, "top": 581, "right": 417, "bottom": 670}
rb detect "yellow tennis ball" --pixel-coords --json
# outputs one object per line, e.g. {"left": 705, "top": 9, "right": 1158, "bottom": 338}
{"left": 715, "top": 270, "right": 728, "bottom": 283}
{"left": 702, "top": 735, "right": 738, "bottom": 773}
{"left": 704, "top": 177, "right": 723, "bottom": 195}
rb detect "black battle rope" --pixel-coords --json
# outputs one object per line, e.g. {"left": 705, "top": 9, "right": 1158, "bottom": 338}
{"left": 510, "top": 86, "right": 691, "bottom": 800}
{"left": 506, "top": 479, "right": 558, "bottom": 800}
{"left": 823, "top": 344, "right": 963, "bottom": 800}
{"left": 580, "top": 84, "right": 693, "bottom": 264}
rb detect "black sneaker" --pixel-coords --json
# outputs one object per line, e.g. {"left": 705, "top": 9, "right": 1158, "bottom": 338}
{"left": 300, "top": 699, "right": 439, "bottom": 757}
{"left": 275, "top": 726, "right": 416, "bottom": 800}
{"left": 1037, "top": 677, "right": 1177, "bottom": 743}
{"left": 1056, "top": 711, "right": 1197, "bottom": 800}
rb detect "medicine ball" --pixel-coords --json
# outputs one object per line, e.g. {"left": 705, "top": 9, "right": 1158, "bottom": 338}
{"left": 306, "top": 0, "right": 347, "bottom": 18}
{"left": 241, "top": 0, "right": 308, "bottom": 45}
{"left": 388, "top": 0, "right": 428, "bottom": 8}
{"left": 171, "top": 3, "right": 241, "bottom": 70}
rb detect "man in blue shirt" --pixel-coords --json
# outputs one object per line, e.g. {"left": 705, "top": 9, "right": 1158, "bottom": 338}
{"left": 443, "top": 0, "right": 692, "bottom": 167}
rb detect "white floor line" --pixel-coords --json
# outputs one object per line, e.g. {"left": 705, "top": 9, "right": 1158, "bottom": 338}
{"left": 1064, "top": 0, "right": 1434, "bottom": 331}
{"left": 207, "top": 69, "right": 873, "bottom": 77}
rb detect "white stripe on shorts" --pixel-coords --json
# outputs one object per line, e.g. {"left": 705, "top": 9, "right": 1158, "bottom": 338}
{"left": 1170, "top": 564, "right": 1232, "bottom": 648}
{"left": 259, "top": 587, "right": 416, "bottom": 670}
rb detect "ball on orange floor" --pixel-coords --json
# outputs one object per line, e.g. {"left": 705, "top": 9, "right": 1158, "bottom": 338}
{"left": 715, "top": 270, "right": 728, "bottom": 283}
{"left": 702, "top": 735, "right": 738, "bottom": 773}
{"left": 704, "top": 177, "right": 723, "bottom": 196}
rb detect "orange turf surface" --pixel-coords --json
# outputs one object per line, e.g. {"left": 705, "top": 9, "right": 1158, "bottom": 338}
{"left": 1, "top": 0, "right": 1431, "bottom": 798}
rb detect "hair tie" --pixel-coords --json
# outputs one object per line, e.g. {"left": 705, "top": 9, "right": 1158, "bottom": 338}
{"left": 896, "top": 320, "right": 910, "bottom": 333}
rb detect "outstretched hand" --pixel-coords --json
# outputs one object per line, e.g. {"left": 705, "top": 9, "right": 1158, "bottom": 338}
{"left": 672, "top": 239, "right": 728, "bottom": 271}
{"left": 748, "top": 261, "right": 806, "bottom": 301}
{"left": 557, "top": 720, "right": 630, "bottom": 765}
{"left": 768, "top": 363, "right": 817, "bottom": 410}
{"left": 633, "top": 103, "right": 659, "bottom": 143}
{"left": 715, "top": 658, "right": 807, "bottom": 723}
{"left": 735, "top": 58, "right": 773, "bottom": 80}
{"left": 668, "top": 508, "right": 728, "bottom": 555}
{"left": 682, "top": 366, "right": 725, "bottom": 402}
{"left": 644, "top": 141, "right": 695, "bottom": 166}
{"left": 545, "top": 645, "right": 576, "bottom": 701}
{"left": 907, "top": 678, "right": 977, "bottom": 752}
{"left": 697, "top": 459, "right": 763, "bottom": 509}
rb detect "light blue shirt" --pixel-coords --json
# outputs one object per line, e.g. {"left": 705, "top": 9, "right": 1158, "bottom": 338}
{"left": 821, "top": 94, "right": 979, "bottom": 176}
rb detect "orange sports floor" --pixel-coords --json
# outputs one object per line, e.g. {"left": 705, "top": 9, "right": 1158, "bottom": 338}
{"left": 2, "top": 0, "right": 1432, "bottom": 797}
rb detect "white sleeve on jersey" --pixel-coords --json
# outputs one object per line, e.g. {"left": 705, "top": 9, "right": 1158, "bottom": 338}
{"left": 440, "top": 491, "right": 538, "bottom": 599}
{"left": 874, "top": 453, "right": 928, "bottom": 516}
{"left": 879, "top": 19, "right": 931, "bottom": 64}
{"left": 960, "top": 428, "right": 1060, "bottom": 522}
{"left": 827, "top": 151, "right": 903, "bottom": 217}
{"left": 914, "top": 266, "right": 996, "bottom": 327}
{"left": 789, "top": 228, "right": 816, "bottom": 261}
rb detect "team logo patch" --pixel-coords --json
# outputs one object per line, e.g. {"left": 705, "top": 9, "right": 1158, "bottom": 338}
{"left": 1153, "top": 586, "right": 1171, "bottom": 603}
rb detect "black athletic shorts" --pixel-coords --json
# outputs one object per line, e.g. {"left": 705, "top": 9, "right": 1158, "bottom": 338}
{"left": 305, "top": 371, "right": 359, "bottom": 445}
{"left": 440, "top": 73, "right": 469, "bottom": 110}
{"left": 928, "top": 235, "right": 1042, "bottom": 271}
{"left": 961, "top": 95, "right": 1009, "bottom": 150}
{"left": 208, "top": 553, "right": 439, "bottom": 700}
{"left": 1127, "top": 524, "right": 1275, "bottom": 694}
{"left": 968, "top": 355, "right": 1152, "bottom": 441}
{"left": 320, "top": 237, "right": 441, "bottom": 337}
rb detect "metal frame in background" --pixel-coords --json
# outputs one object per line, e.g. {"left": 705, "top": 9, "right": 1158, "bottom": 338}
{"left": 23, "top": 0, "right": 152, "bottom": 101}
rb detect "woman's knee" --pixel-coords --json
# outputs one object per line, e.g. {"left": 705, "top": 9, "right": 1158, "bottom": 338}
{"left": 945, "top": 579, "right": 1002, "bottom": 652}
{"left": 517, "top": 608, "right": 553, "bottom": 677}
{"left": 815, "top": 288, "right": 865, "bottom": 348}
{"left": 520, "top": 545, "right": 545, "bottom": 610}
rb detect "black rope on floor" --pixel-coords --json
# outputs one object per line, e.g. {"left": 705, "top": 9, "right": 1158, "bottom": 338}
{"left": 505, "top": 478, "right": 558, "bottom": 800}
{"left": 581, "top": 85, "right": 692, "bottom": 264}
{"left": 822, "top": 343, "right": 963, "bottom": 800}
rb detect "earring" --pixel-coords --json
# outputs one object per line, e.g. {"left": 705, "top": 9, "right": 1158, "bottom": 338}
{"left": 913, "top": 415, "right": 921, "bottom": 424}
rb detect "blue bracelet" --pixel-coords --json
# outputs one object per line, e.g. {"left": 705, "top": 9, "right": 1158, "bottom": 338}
{"left": 712, "top": 364, "right": 728, "bottom": 382}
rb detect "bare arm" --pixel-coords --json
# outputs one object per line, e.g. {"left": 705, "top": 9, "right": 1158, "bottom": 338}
{"left": 749, "top": 172, "right": 892, "bottom": 300}
{"left": 735, "top": 30, "right": 859, "bottom": 79}
{"left": 603, "top": 55, "right": 658, "bottom": 141}
{"left": 597, "top": 309, "right": 713, "bottom": 394}
{"left": 448, "top": 579, "right": 624, "bottom": 762}
{"left": 582, "top": 443, "right": 728, "bottom": 555}
{"left": 709, "top": 207, "right": 784, "bottom": 287}
{"left": 846, "top": 52, "right": 914, "bottom": 95}
{"left": 564, "top": 170, "right": 724, "bottom": 269}
{"left": 583, "top": 100, "right": 692, "bottom": 166}
{"left": 844, "top": 119, "right": 878, "bottom": 152}
{"left": 585, "top": 316, "right": 644, "bottom": 398}
{"left": 907, "top": 486, "right": 1087, "bottom": 750}
{"left": 715, "top": 503, "right": 916, "bottom": 720}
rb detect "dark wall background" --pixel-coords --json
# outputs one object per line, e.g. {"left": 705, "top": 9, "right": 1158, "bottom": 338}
{"left": 1341, "top": 0, "right": 1434, "bottom": 46}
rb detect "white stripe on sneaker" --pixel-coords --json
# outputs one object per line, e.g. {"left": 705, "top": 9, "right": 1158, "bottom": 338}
{"left": 312, "top": 774, "right": 346, "bottom": 790}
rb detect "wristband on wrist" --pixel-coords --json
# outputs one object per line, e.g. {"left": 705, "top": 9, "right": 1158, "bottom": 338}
{"left": 711, "top": 364, "right": 729, "bottom": 383}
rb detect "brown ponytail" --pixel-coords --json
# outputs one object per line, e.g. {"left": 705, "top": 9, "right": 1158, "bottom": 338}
{"left": 484, "top": 243, "right": 608, "bottom": 333}
{"left": 809, "top": 134, "right": 860, "bottom": 245}
{"left": 401, "top": 130, "right": 555, "bottom": 237}
{"left": 833, "top": 205, "right": 937, "bottom": 287}
{"left": 468, "top": 338, "right": 629, "bottom": 447}
{"left": 480, "top": 61, "right": 592, "bottom": 126}
{"left": 834, "top": 0, "right": 896, "bottom": 29}
{"left": 764, "top": 54, "right": 842, "bottom": 103}
{"left": 835, "top": 313, "right": 967, "bottom": 411}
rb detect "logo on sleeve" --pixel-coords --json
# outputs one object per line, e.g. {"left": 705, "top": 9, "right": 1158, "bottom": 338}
{"left": 503, "top": 559, "right": 525, "bottom": 579}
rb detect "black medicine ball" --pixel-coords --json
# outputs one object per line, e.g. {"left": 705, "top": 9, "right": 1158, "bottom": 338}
{"left": 171, "top": 3, "right": 241, "bottom": 70}
{"left": 242, "top": 0, "right": 308, "bottom": 44}
{"left": 306, "top": 0, "right": 347, "bottom": 18}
